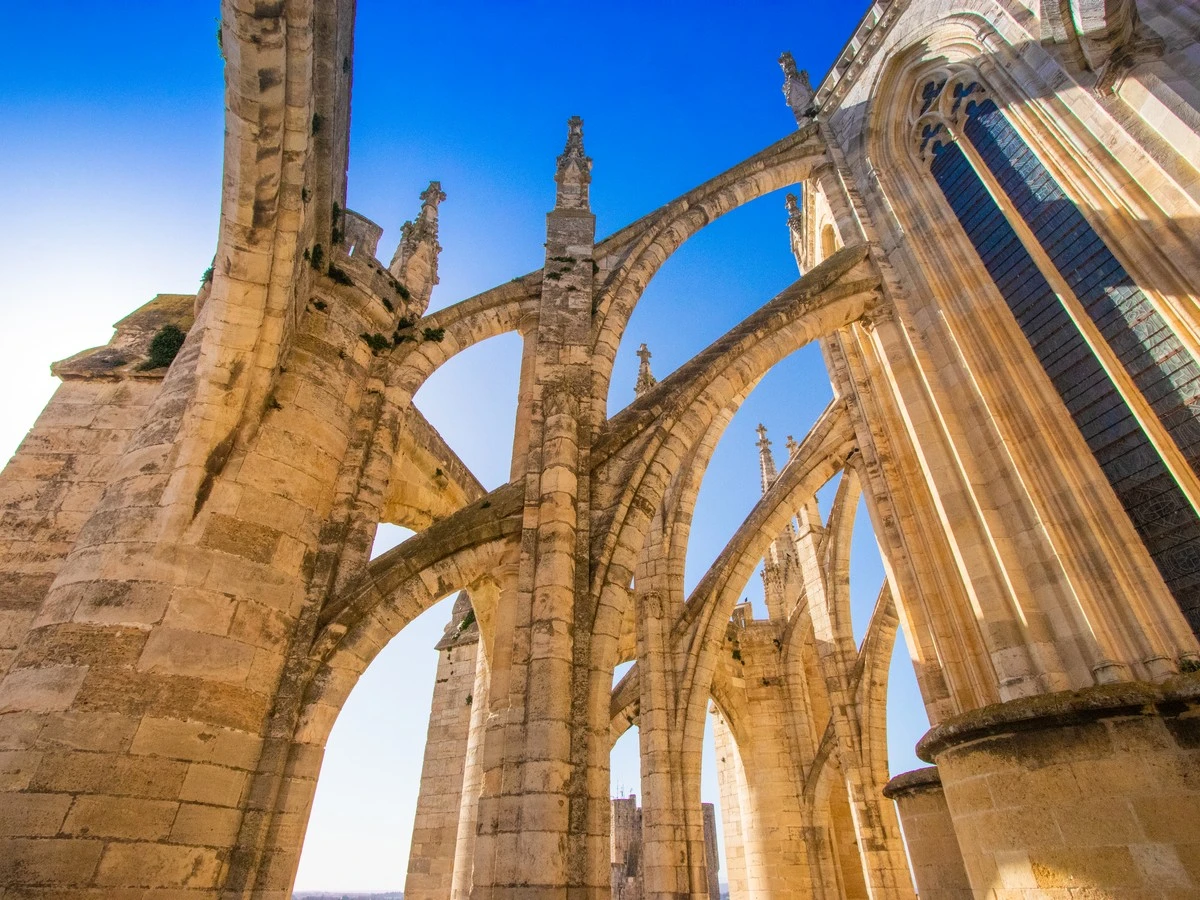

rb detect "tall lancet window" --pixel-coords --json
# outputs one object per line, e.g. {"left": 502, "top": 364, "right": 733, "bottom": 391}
{"left": 915, "top": 69, "right": 1200, "bottom": 633}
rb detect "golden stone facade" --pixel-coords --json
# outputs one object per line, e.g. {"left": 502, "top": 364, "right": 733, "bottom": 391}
{"left": 2, "top": 0, "right": 1200, "bottom": 897}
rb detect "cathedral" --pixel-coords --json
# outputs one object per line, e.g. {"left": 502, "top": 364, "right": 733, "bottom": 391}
{"left": 1, "top": 0, "right": 1199, "bottom": 897}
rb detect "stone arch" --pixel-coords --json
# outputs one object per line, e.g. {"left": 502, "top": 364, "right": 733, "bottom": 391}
{"left": 231, "top": 503, "right": 521, "bottom": 894}
{"left": 588, "top": 249, "right": 877, "bottom": 707}
{"left": 590, "top": 127, "right": 830, "bottom": 408}
{"left": 855, "top": 582, "right": 900, "bottom": 785}
{"left": 384, "top": 277, "right": 538, "bottom": 401}
{"left": 672, "top": 404, "right": 858, "bottom": 783}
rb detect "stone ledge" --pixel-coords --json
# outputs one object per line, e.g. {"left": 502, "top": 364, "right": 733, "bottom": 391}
{"left": 881, "top": 764, "right": 941, "bottom": 799}
{"left": 917, "top": 673, "right": 1200, "bottom": 762}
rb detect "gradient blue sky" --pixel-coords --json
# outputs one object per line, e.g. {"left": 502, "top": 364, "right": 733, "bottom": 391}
{"left": 0, "top": 2, "right": 929, "bottom": 892}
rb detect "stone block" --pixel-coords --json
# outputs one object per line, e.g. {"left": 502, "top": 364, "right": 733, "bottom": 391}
{"left": 0, "top": 793, "right": 71, "bottom": 837}
{"left": 62, "top": 795, "right": 179, "bottom": 841}
{"left": 129, "top": 717, "right": 262, "bottom": 770}
{"left": 94, "top": 842, "right": 224, "bottom": 889}
{"left": 168, "top": 803, "right": 242, "bottom": 846}
{"left": 136, "top": 628, "right": 255, "bottom": 684}
{"left": 0, "top": 665, "right": 87, "bottom": 714}
{"left": 0, "top": 837, "right": 104, "bottom": 884}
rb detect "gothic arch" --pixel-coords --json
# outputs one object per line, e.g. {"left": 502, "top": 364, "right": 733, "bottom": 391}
{"left": 590, "top": 126, "right": 831, "bottom": 406}
{"left": 588, "top": 249, "right": 878, "bottom": 695}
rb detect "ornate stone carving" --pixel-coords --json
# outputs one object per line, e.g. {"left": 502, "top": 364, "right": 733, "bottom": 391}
{"left": 780, "top": 51, "right": 818, "bottom": 123}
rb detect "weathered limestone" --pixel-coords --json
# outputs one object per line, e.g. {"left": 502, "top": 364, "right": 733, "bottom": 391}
{"left": 405, "top": 592, "right": 479, "bottom": 899}
{"left": 3, "top": 0, "right": 1200, "bottom": 896}
{"left": 918, "top": 682, "right": 1200, "bottom": 897}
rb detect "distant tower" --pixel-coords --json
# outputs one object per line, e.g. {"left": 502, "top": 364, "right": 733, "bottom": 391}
{"left": 609, "top": 794, "right": 720, "bottom": 900}
{"left": 635, "top": 343, "right": 658, "bottom": 397}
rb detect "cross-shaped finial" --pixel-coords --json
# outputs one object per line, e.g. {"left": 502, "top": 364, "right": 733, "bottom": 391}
{"left": 756, "top": 423, "right": 770, "bottom": 448}
{"left": 634, "top": 343, "right": 657, "bottom": 397}
{"left": 786, "top": 435, "right": 799, "bottom": 457}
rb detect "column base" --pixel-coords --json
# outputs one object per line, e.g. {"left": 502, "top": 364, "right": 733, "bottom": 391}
{"left": 883, "top": 766, "right": 972, "bottom": 898}
{"left": 917, "top": 676, "right": 1200, "bottom": 898}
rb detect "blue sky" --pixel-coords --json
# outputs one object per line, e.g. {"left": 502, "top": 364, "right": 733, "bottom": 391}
{"left": 0, "top": 1, "right": 929, "bottom": 892}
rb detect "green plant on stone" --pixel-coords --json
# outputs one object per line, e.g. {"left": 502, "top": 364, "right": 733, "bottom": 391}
{"left": 361, "top": 332, "right": 390, "bottom": 354}
{"left": 201, "top": 265, "right": 214, "bottom": 286}
{"left": 309, "top": 244, "right": 325, "bottom": 271}
{"left": 327, "top": 265, "right": 353, "bottom": 286}
{"left": 1181, "top": 656, "right": 1200, "bottom": 674}
{"left": 137, "top": 324, "right": 187, "bottom": 371}
{"left": 422, "top": 327, "right": 445, "bottom": 342}
{"left": 331, "top": 201, "right": 344, "bottom": 245}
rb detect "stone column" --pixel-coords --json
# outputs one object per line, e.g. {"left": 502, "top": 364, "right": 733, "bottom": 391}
{"left": 882, "top": 767, "right": 969, "bottom": 899}
{"left": 451, "top": 639, "right": 491, "bottom": 899}
{"left": 405, "top": 593, "right": 479, "bottom": 899}
{"left": 919, "top": 679, "right": 1200, "bottom": 897}
{"left": 470, "top": 117, "right": 605, "bottom": 899}
{"left": 712, "top": 709, "right": 749, "bottom": 898}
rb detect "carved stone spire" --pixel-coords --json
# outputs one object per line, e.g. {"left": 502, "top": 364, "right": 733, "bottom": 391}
{"left": 388, "top": 180, "right": 446, "bottom": 313}
{"left": 756, "top": 423, "right": 779, "bottom": 494}
{"left": 780, "top": 51, "right": 817, "bottom": 124}
{"left": 785, "top": 192, "right": 805, "bottom": 274}
{"left": 554, "top": 116, "right": 592, "bottom": 210}
{"left": 634, "top": 343, "right": 657, "bottom": 397}
{"left": 786, "top": 434, "right": 799, "bottom": 458}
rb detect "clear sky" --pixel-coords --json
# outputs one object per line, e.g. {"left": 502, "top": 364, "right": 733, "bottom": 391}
{"left": 0, "top": 1, "right": 930, "bottom": 892}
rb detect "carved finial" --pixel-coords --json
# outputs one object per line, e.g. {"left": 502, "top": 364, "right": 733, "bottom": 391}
{"left": 555, "top": 116, "right": 592, "bottom": 210}
{"left": 420, "top": 180, "right": 446, "bottom": 221}
{"left": 780, "top": 52, "right": 817, "bottom": 124}
{"left": 388, "top": 181, "right": 446, "bottom": 314}
{"left": 756, "top": 424, "right": 778, "bottom": 494}
{"left": 785, "top": 192, "right": 801, "bottom": 223}
{"left": 785, "top": 191, "right": 806, "bottom": 274}
{"left": 635, "top": 343, "right": 657, "bottom": 397}
{"left": 786, "top": 435, "right": 799, "bottom": 457}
